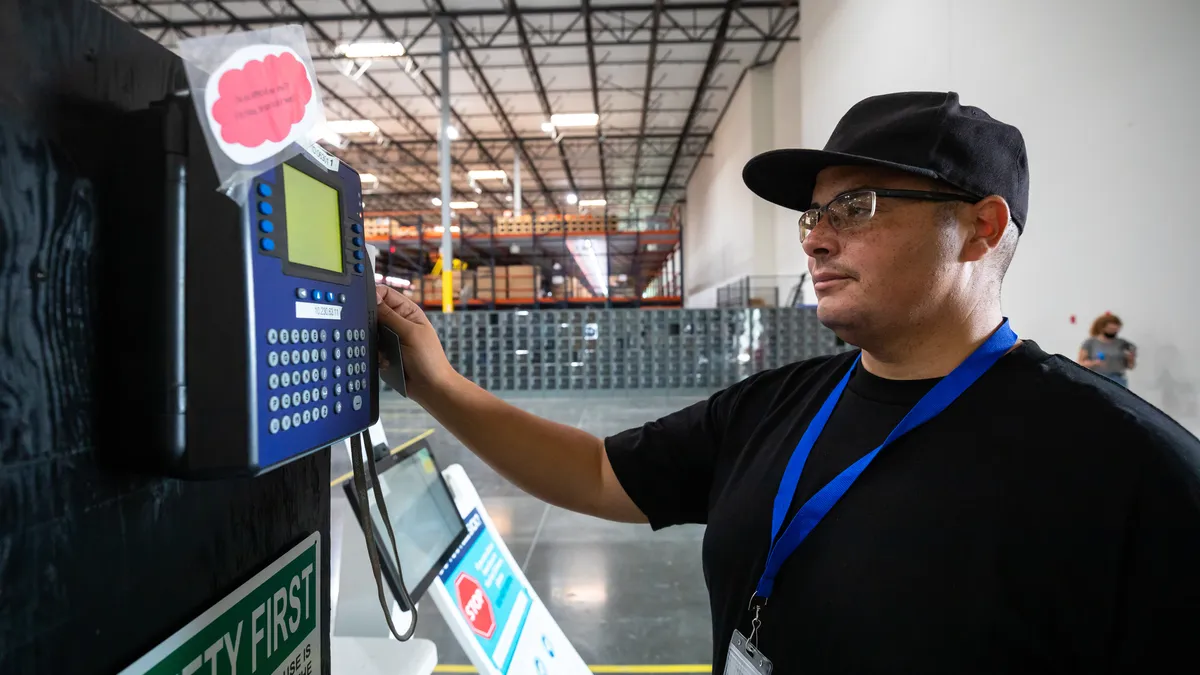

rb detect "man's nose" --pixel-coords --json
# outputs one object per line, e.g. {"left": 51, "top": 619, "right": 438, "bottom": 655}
{"left": 802, "top": 214, "right": 839, "bottom": 258}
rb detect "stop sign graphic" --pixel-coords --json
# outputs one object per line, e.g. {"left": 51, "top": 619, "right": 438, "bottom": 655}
{"left": 455, "top": 573, "right": 496, "bottom": 639}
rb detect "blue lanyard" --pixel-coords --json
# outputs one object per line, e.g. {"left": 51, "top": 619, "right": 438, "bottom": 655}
{"left": 754, "top": 320, "right": 1019, "bottom": 599}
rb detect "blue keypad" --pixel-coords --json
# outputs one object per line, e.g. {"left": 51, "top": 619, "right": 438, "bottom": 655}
{"left": 260, "top": 238, "right": 275, "bottom": 252}
{"left": 258, "top": 201, "right": 273, "bottom": 215}
{"left": 257, "top": 183, "right": 273, "bottom": 197}
{"left": 264, "top": 318, "right": 367, "bottom": 436}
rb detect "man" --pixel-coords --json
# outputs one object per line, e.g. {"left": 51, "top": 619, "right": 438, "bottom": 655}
{"left": 375, "top": 92, "right": 1200, "bottom": 673}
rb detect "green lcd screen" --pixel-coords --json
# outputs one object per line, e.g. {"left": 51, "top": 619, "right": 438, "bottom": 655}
{"left": 283, "top": 164, "right": 343, "bottom": 273}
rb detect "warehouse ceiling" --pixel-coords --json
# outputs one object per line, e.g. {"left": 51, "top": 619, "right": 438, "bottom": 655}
{"left": 98, "top": 0, "right": 798, "bottom": 217}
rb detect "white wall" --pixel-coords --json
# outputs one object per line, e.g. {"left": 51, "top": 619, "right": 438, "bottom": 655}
{"left": 684, "top": 68, "right": 776, "bottom": 307}
{"left": 689, "top": 0, "right": 1200, "bottom": 432}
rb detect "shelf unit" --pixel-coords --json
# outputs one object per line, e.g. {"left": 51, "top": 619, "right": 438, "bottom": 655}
{"left": 366, "top": 211, "right": 683, "bottom": 310}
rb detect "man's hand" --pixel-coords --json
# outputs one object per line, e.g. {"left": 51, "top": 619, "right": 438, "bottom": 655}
{"left": 375, "top": 284, "right": 457, "bottom": 403}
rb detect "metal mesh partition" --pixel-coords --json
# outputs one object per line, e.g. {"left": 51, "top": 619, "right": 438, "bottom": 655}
{"left": 424, "top": 308, "right": 847, "bottom": 392}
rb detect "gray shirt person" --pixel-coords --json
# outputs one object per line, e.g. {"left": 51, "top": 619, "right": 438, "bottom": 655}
{"left": 1080, "top": 336, "right": 1135, "bottom": 375}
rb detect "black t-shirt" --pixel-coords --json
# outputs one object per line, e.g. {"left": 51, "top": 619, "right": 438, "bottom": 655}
{"left": 605, "top": 342, "right": 1200, "bottom": 674}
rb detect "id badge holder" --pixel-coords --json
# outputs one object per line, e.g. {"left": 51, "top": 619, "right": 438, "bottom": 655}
{"left": 724, "top": 629, "right": 772, "bottom": 675}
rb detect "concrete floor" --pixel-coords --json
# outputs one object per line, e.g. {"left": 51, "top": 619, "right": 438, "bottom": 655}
{"left": 331, "top": 391, "right": 716, "bottom": 668}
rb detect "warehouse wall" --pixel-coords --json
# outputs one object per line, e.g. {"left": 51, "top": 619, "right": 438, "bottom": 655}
{"left": 689, "top": 0, "right": 1200, "bottom": 434}
{"left": 684, "top": 68, "right": 775, "bottom": 307}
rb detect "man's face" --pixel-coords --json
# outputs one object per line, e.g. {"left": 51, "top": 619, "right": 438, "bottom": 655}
{"left": 803, "top": 166, "right": 967, "bottom": 341}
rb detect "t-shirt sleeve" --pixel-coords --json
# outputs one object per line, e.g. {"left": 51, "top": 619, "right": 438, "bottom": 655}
{"left": 604, "top": 386, "right": 741, "bottom": 530}
{"left": 1111, "top": 429, "right": 1200, "bottom": 669}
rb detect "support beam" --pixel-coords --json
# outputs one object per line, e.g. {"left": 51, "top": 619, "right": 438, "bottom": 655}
{"left": 654, "top": 0, "right": 740, "bottom": 213}
{"left": 503, "top": 0, "right": 578, "bottom": 196}
{"left": 630, "top": 0, "right": 664, "bottom": 205}
{"left": 581, "top": 0, "right": 608, "bottom": 202}
{"left": 439, "top": 17, "right": 454, "bottom": 313}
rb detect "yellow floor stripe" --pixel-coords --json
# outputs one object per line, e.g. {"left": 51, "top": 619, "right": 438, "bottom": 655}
{"left": 434, "top": 662, "right": 705, "bottom": 667}
{"left": 329, "top": 428, "right": 436, "bottom": 487}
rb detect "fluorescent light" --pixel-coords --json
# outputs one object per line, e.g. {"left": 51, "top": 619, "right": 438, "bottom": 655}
{"left": 474, "top": 186, "right": 482, "bottom": 194}
{"left": 432, "top": 197, "right": 442, "bottom": 206}
{"left": 445, "top": 125, "right": 460, "bottom": 140}
{"left": 566, "top": 193, "right": 579, "bottom": 205}
{"left": 540, "top": 122, "right": 556, "bottom": 133}
{"left": 550, "top": 113, "right": 598, "bottom": 127}
{"left": 325, "top": 119, "right": 379, "bottom": 135}
{"left": 449, "top": 201, "right": 478, "bottom": 210}
{"left": 505, "top": 194, "right": 513, "bottom": 202}
{"left": 335, "top": 41, "right": 406, "bottom": 59}
{"left": 578, "top": 198, "right": 606, "bottom": 207}
{"left": 467, "top": 169, "right": 507, "bottom": 181}
{"left": 359, "top": 173, "right": 379, "bottom": 191}
{"left": 314, "top": 126, "right": 347, "bottom": 148}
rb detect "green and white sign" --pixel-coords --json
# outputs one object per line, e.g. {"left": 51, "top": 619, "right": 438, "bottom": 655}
{"left": 120, "top": 532, "right": 322, "bottom": 675}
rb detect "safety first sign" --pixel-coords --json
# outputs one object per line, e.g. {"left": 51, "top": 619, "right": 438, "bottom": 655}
{"left": 119, "top": 533, "right": 321, "bottom": 675}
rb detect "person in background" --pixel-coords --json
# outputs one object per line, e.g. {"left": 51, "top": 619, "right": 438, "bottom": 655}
{"left": 1080, "top": 313, "right": 1136, "bottom": 386}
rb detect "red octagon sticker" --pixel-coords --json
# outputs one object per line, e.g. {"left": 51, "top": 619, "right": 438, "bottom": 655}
{"left": 455, "top": 573, "right": 495, "bottom": 639}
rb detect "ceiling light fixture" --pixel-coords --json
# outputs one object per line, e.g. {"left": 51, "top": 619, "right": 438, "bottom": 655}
{"left": 540, "top": 122, "right": 556, "bottom": 134}
{"left": 359, "top": 173, "right": 379, "bottom": 191}
{"left": 432, "top": 197, "right": 442, "bottom": 206}
{"left": 335, "top": 41, "right": 406, "bottom": 59}
{"left": 445, "top": 125, "right": 460, "bottom": 140}
{"left": 566, "top": 193, "right": 579, "bottom": 205}
{"left": 550, "top": 113, "right": 599, "bottom": 127}
{"left": 467, "top": 169, "right": 507, "bottom": 181}
{"left": 325, "top": 119, "right": 379, "bottom": 135}
{"left": 449, "top": 201, "right": 479, "bottom": 210}
{"left": 577, "top": 198, "right": 606, "bottom": 207}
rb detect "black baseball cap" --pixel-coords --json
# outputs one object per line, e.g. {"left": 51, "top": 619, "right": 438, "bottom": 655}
{"left": 742, "top": 91, "right": 1030, "bottom": 231}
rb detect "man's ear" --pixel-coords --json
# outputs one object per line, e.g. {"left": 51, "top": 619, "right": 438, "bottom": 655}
{"left": 960, "top": 195, "right": 1011, "bottom": 263}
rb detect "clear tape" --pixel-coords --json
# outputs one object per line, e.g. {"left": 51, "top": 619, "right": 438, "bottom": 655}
{"left": 176, "top": 25, "right": 327, "bottom": 204}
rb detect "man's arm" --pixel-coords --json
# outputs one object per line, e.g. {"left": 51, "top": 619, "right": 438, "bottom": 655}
{"left": 374, "top": 285, "right": 647, "bottom": 524}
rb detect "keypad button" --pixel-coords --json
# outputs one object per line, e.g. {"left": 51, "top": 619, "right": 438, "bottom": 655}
{"left": 302, "top": 389, "right": 311, "bottom": 404}
{"left": 321, "top": 367, "right": 329, "bottom": 380}
{"left": 292, "top": 370, "right": 301, "bottom": 385}
{"left": 291, "top": 392, "right": 301, "bottom": 407}
{"left": 334, "top": 347, "right": 342, "bottom": 360}
{"left": 292, "top": 412, "right": 301, "bottom": 427}
{"left": 268, "top": 351, "right": 279, "bottom": 367}
{"left": 339, "top": 293, "right": 347, "bottom": 304}
{"left": 353, "top": 395, "right": 363, "bottom": 411}
{"left": 290, "top": 329, "right": 300, "bottom": 343}
{"left": 335, "top": 383, "right": 343, "bottom": 396}
{"left": 258, "top": 201, "right": 273, "bottom": 215}
{"left": 301, "top": 350, "right": 311, "bottom": 365}
{"left": 257, "top": 183, "right": 272, "bottom": 198}
{"left": 281, "top": 395, "right": 291, "bottom": 410}
{"left": 300, "top": 329, "right": 309, "bottom": 343}
{"left": 321, "top": 405, "right": 329, "bottom": 419}
{"left": 361, "top": 377, "right": 368, "bottom": 390}
{"left": 310, "top": 368, "right": 319, "bottom": 382}
{"left": 355, "top": 263, "right": 364, "bottom": 274}
{"left": 311, "top": 386, "right": 320, "bottom": 401}
{"left": 290, "top": 349, "right": 300, "bottom": 364}
{"left": 281, "top": 372, "right": 292, "bottom": 387}
{"left": 269, "top": 396, "right": 280, "bottom": 412}
{"left": 267, "top": 328, "right": 279, "bottom": 344}
{"left": 281, "top": 415, "right": 292, "bottom": 431}
{"left": 313, "top": 290, "right": 324, "bottom": 302}
{"left": 353, "top": 250, "right": 364, "bottom": 260}
{"left": 260, "top": 238, "right": 275, "bottom": 252}
{"left": 301, "top": 369, "right": 311, "bottom": 384}
{"left": 321, "top": 349, "right": 328, "bottom": 362}
{"left": 320, "top": 329, "right": 328, "bottom": 342}
{"left": 335, "top": 401, "right": 343, "bottom": 414}
{"left": 335, "top": 365, "right": 343, "bottom": 378}
{"left": 259, "top": 219, "right": 274, "bottom": 234}
{"left": 352, "top": 236, "right": 363, "bottom": 247}
{"left": 333, "top": 329, "right": 342, "bottom": 342}
{"left": 302, "top": 409, "right": 312, "bottom": 425}
{"left": 310, "top": 348, "right": 320, "bottom": 362}
{"left": 296, "top": 288, "right": 308, "bottom": 300}
{"left": 280, "top": 330, "right": 290, "bottom": 344}
{"left": 321, "top": 386, "right": 329, "bottom": 399}
{"left": 269, "top": 418, "right": 280, "bottom": 434}
{"left": 268, "top": 373, "right": 280, "bottom": 389}
{"left": 351, "top": 223, "right": 362, "bottom": 234}
{"left": 280, "top": 351, "right": 291, "bottom": 366}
